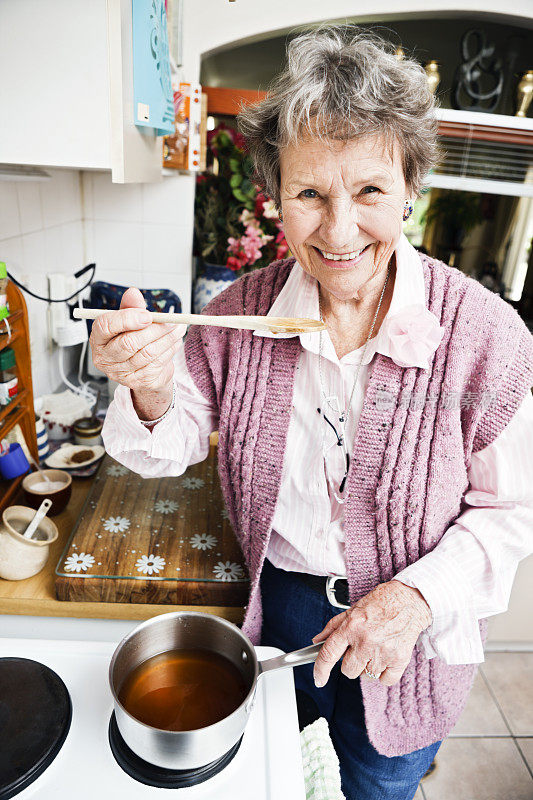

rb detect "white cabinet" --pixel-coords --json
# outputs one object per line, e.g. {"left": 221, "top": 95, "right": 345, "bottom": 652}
{"left": 0, "top": 0, "right": 163, "bottom": 182}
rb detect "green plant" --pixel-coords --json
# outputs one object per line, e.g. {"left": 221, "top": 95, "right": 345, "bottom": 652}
{"left": 193, "top": 126, "right": 255, "bottom": 265}
{"left": 193, "top": 177, "right": 242, "bottom": 264}
{"left": 421, "top": 190, "right": 484, "bottom": 245}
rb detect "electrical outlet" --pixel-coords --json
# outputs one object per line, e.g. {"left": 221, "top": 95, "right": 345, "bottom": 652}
{"left": 48, "top": 272, "right": 79, "bottom": 343}
{"left": 48, "top": 272, "right": 67, "bottom": 342}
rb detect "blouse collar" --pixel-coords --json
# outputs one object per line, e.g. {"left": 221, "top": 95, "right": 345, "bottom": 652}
{"left": 253, "top": 234, "right": 442, "bottom": 370}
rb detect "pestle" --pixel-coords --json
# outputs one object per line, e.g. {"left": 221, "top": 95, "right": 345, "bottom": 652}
{"left": 23, "top": 499, "right": 52, "bottom": 540}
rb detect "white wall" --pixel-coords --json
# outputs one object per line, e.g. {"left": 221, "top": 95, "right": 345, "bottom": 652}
{"left": 81, "top": 170, "right": 194, "bottom": 312}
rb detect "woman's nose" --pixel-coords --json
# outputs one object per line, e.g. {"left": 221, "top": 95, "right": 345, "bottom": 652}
{"left": 319, "top": 202, "right": 359, "bottom": 249}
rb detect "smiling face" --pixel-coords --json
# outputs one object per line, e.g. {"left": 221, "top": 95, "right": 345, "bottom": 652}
{"left": 279, "top": 133, "right": 409, "bottom": 304}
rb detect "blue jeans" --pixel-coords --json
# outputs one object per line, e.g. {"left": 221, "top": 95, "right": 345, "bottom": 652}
{"left": 259, "top": 558, "right": 441, "bottom": 800}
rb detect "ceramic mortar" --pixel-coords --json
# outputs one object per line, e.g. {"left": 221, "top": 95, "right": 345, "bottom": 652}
{"left": 0, "top": 505, "right": 59, "bottom": 580}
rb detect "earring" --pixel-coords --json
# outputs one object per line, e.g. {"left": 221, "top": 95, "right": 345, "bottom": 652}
{"left": 278, "top": 208, "right": 283, "bottom": 222}
{"left": 403, "top": 200, "right": 413, "bottom": 221}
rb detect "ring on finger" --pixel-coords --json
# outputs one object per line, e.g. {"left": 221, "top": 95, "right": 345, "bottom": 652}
{"left": 364, "top": 663, "right": 382, "bottom": 680}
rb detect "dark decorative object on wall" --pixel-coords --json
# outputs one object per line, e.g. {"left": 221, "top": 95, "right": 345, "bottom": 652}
{"left": 452, "top": 29, "right": 504, "bottom": 113}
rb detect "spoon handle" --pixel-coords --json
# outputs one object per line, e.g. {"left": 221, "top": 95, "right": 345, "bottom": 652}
{"left": 74, "top": 307, "right": 275, "bottom": 331}
{"left": 23, "top": 499, "right": 52, "bottom": 540}
{"left": 72, "top": 307, "right": 324, "bottom": 335}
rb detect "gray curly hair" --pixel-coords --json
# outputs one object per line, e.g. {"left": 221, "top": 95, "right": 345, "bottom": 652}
{"left": 237, "top": 25, "right": 439, "bottom": 206}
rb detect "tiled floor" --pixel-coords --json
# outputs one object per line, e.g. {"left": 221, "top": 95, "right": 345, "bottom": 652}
{"left": 418, "top": 652, "right": 533, "bottom": 800}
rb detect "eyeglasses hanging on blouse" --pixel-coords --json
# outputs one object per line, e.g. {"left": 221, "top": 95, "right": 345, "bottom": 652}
{"left": 317, "top": 407, "right": 351, "bottom": 497}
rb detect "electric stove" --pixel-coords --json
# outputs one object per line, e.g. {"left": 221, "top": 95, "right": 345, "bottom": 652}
{"left": 0, "top": 637, "right": 305, "bottom": 799}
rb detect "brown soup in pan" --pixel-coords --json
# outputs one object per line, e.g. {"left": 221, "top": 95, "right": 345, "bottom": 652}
{"left": 118, "top": 649, "right": 249, "bottom": 732}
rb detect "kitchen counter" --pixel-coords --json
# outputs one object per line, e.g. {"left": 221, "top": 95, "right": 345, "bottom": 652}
{"left": 0, "top": 468, "right": 244, "bottom": 625}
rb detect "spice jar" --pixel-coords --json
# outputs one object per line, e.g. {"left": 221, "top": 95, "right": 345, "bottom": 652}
{"left": 73, "top": 416, "right": 103, "bottom": 446}
{"left": 0, "top": 347, "right": 18, "bottom": 406}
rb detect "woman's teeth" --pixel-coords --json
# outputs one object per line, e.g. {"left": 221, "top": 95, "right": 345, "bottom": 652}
{"left": 317, "top": 245, "right": 369, "bottom": 261}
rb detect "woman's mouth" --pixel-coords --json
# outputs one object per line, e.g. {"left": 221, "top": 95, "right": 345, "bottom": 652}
{"left": 312, "top": 243, "right": 373, "bottom": 268}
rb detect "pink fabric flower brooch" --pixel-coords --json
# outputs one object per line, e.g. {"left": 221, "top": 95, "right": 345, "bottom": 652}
{"left": 382, "top": 305, "right": 445, "bottom": 369}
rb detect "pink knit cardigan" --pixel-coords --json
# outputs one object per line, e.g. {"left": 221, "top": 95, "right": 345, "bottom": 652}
{"left": 184, "top": 254, "right": 533, "bottom": 756}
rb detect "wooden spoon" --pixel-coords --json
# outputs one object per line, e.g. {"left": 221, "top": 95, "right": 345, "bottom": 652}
{"left": 73, "top": 308, "right": 326, "bottom": 335}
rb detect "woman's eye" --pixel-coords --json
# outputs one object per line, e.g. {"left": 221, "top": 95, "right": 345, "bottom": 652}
{"left": 361, "top": 186, "right": 380, "bottom": 195}
{"left": 300, "top": 189, "right": 319, "bottom": 199}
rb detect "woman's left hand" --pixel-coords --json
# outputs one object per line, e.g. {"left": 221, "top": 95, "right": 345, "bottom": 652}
{"left": 312, "top": 580, "right": 432, "bottom": 688}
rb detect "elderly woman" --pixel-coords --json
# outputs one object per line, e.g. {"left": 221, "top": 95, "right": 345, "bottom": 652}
{"left": 95, "top": 26, "right": 533, "bottom": 800}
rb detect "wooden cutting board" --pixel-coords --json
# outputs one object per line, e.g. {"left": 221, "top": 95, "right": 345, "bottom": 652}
{"left": 54, "top": 452, "right": 249, "bottom": 606}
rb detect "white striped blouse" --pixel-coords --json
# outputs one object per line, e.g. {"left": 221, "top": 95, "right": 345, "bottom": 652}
{"left": 103, "top": 235, "right": 533, "bottom": 666}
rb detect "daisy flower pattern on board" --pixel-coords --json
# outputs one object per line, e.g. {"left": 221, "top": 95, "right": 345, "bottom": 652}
{"left": 221, "top": 507, "right": 230, "bottom": 520}
{"left": 181, "top": 477, "right": 205, "bottom": 490}
{"left": 213, "top": 561, "right": 245, "bottom": 582}
{"left": 154, "top": 499, "right": 179, "bottom": 515}
{"left": 103, "top": 516, "right": 130, "bottom": 533}
{"left": 106, "top": 463, "right": 129, "bottom": 477}
{"left": 190, "top": 533, "right": 217, "bottom": 551}
{"left": 64, "top": 552, "right": 95, "bottom": 572}
{"left": 135, "top": 554, "right": 166, "bottom": 575}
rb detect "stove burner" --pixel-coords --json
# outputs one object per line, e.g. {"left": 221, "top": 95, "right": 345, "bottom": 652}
{"left": 108, "top": 713, "right": 243, "bottom": 788}
{"left": 0, "top": 658, "right": 72, "bottom": 800}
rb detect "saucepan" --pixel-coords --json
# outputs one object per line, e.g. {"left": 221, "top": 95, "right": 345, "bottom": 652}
{"left": 109, "top": 611, "right": 321, "bottom": 770}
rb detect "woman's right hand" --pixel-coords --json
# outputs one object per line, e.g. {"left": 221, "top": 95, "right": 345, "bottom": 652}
{"left": 89, "top": 287, "right": 187, "bottom": 419}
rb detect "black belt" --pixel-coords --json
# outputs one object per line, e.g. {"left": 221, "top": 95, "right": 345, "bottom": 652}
{"left": 291, "top": 571, "right": 351, "bottom": 609}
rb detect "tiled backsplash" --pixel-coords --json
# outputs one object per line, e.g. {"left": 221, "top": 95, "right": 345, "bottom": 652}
{"left": 0, "top": 168, "right": 195, "bottom": 396}
{"left": 82, "top": 170, "right": 195, "bottom": 310}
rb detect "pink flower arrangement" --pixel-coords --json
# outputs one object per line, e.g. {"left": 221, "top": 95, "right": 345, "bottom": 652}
{"left": 226, "top": 202, "right": 288, "bottom": 273}
{"left": 227, "top": 225, "right": 265, "bottom": 269}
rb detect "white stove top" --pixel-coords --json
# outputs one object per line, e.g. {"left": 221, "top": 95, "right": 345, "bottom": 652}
{"left": 1, "top": 637, "right": 305, "bottom": 799}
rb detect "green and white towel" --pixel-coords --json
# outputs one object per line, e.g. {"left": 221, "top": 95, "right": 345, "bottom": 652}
{"left": 300, "top": 717, "right": 345, "bottom": 800}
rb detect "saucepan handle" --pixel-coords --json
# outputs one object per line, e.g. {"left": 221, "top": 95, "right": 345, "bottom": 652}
{"left": 258, "top": 642, "right": 323, "bottom": 676}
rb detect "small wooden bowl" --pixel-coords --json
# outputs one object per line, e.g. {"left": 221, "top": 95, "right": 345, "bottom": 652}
{"left": 22, "top": 469, "right": 72, "bottom": 516}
